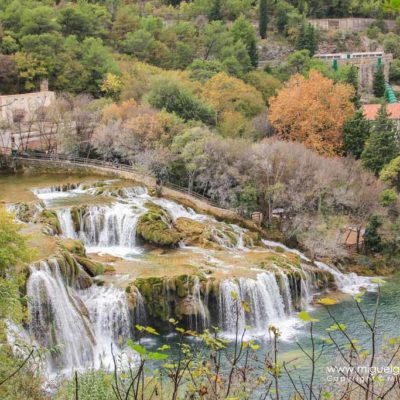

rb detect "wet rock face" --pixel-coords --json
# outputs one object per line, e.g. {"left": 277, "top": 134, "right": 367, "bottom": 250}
{"left": 133, "top": 275, "right": 213, "bottom": 331}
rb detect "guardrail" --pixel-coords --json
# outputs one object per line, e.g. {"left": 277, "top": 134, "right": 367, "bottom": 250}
{"left": 7, "top": 150, "right": 225, "bottom": 210}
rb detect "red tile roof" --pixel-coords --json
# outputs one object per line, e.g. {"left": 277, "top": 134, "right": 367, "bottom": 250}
{"left": 362, "top": 104, "right": 400, "bottom": 120}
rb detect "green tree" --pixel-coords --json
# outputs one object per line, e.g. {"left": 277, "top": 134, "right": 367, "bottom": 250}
{"left": 361, "top": 104, "right": 399, "bottom": 175}
{"left": 342, "top": 110, "right": 370, "bottom": 158}
{"left": 209, "top": 0, "right": 222, "bottom": 21}
{"left": 148, "top": 78, "right": 215, "bottom": 124}
{"left": 373, "top": 65, "right": 386, "bottom": 97}
{"left": 81, "top": 38, "right": 120, "bottom": 97}
{"left": 230, "top": 16, "right": 258, "bottom": 67}
{"left": 20, "top": 6, "right": 60, "bottom": 36}
{"left": 363, "top": 215, "right": 382, "bottom": 254}
{"left": 296, "top": 22, "right": 318, "bottom": 56}
{"left": 259, "top": 0, "right": 268, "bottom": 39}
{"left": 380, "top": 156, "right": 400, "bottom": 191}
{"left": 346, "top": 64, "right": 361, "bottom": 107}
{"left": 188, "top": 59, "right": 224, "bottom": 82}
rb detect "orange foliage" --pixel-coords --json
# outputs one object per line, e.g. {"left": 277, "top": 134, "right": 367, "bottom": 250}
{"left": 102, "top": 99, "right": 138, "bottom": 123}
{"left": 269, "top": 70, "right": 355, "bottom": 156}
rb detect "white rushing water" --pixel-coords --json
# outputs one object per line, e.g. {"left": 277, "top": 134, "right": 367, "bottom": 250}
{"left": 27, "top": 180, "right": 377, "bottom": 356}
{"left": 219, "top": 272, "right": 293, "bottom": 338}
{"left": 27, "top": 259, "right": 132, "bottom": 376}
{"left": 262, "top": 239, "right": 376, "bottom": 295}
{"left": 57, "top": 202, "right": 147, "bottom": 258}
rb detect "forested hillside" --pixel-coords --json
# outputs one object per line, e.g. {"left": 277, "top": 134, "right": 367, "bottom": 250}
{"left": 1, "top": 0, "right": 400, "bottom": 263}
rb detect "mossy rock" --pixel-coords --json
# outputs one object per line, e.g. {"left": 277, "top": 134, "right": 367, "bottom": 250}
{"left": 70, "top": 206, "right": 84, "bottom": 232}
{"left": 75, "top": 255, "right": 105, "bottom": 277}
{"left": 175, "top": 217, "right": 221, "bottom": 249}
{"left": 13, "top": 202, "right": 37, "bottom": 222}
{"left": 60, "top": 239, "right": 86, "bottom": 257}
{"left": 137, "top": 203, "right": 181, "bottom": 247}
{"left": 36, "top": 210, "right": 61, "bottom": 235}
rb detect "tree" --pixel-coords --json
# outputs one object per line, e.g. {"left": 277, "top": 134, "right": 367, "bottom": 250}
{"left": 296, "top": 22, "right": 318, "bottom": 56}
{"left": 363, "top": 215, "right": 382, "bottom": 254}
{"left": 269, "top": 70, "right": 355, "bottom": 156}
{"left": 209, "top": 0, "right": 222, "bottom": 21}
{"left": 346, "top": 65, "right": 361, "bottom": 107}
{"left": 362, "top": 104, "right": 399, "bottom": 175}
{"left": 230, "top": 16, "right": 258, "bottom": 68}
{"left": 342, "top": 110, "right": 371, "bottom": 158}
{"left": 259, "top": 0, "right": 268, "bottom": 39}
{"left": 203, "top": 73, "right": 264, "bottom": 120}
{"left": 245, "top": 71, "right": 282, "bottom": 105}
{"left": 148, "top": 78, "right": 215, "bottom": 124}
{"left": 380, "top": 156, "right": 400, "bottom": 191}
{"left": 373, "top": 65, "right": 386, "bottom": 98}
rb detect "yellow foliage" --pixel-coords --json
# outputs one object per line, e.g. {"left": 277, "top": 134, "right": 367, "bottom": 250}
{"left": 202, "top": 72, "right": 265, "bottom": 120}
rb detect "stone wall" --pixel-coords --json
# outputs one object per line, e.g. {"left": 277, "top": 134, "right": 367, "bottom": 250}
{"left": 314, "top": 53, "right": 393, "bottom": 93}
{"left": 309, "top": 18, "right": 396, "bottom": 32}
{"left": 0, "top": 90, "right": 55, "bottom": 120}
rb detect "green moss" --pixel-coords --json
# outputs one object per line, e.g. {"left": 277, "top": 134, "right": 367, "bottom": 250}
{"left": 70, "top": 207, "right": 83, "bottom": 232}
{"left": 60, "top": 239, "right": 86, "bottom": 257}
{"left": 36, "top": 210, "right": 61, "bottom": 234}
{"left": 75, "top": 255, "right": 105, "bottom": 277}
{"left": 137, "top": 203, "right": 181, "bottom": 247}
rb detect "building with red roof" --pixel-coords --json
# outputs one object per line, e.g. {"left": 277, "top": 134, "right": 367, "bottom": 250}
{"left": 362, "top": 103, "right": 400, "bottom": 121}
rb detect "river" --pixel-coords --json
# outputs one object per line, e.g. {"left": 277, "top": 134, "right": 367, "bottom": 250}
{"left": 2, "top": 173, "right": 396, "bottom": 398}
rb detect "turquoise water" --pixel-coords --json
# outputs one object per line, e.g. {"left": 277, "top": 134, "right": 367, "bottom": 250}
{"left": 142, "top": 275, "right": 400, "bottom": 398}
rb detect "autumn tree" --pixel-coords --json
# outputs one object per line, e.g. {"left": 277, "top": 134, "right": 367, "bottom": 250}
{"left": 203, "top": 72, "right": 265, "bottom": 121}
{"left": 269, "top": 70, "right": 355, "bottom": 155}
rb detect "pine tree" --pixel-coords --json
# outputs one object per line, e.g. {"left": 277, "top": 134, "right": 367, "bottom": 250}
{"left": 259, "top": 0, "right": 268, "bottom": 39}
{"left": 296, "top": 22, "right": 307, "bottom": 50}
{"left": 343, "top": 110, "right": 371, "bottom": 158}
{"left": 373, "top": 65, "right": 386, "bottom": 97}
{"left": 346, "top": 65, "right": 361, "bottom": 107}
{"left": 363, "top": 215, "right": 382, "bottom": 254}
{"left": 209, "top": 0, "right": 222, "bottom": 21}
{"left": 305, "top": 24, "right": 317, "bottom": 56}
{"left": 296, "top": 23, "right": 317, "bottom": 56}
{"left": 361, "top": 104, "right": 399, "bottom": 175}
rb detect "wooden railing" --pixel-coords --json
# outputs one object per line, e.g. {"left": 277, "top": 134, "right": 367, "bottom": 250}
{"left": 8, "top": 150, "right": 225, "bottom": 210}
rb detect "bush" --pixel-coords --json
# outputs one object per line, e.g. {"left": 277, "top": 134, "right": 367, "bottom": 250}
{"left": 148, "top": 78, "right": 215, "bottom": 124}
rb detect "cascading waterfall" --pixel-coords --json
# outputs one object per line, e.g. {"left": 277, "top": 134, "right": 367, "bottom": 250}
{"left": 278, "top": 271, "right": 294, "bottom": 314}
{"left": 262, "top": 239, "right": 376, "bottom": 295}
{"left": 80, "top": 286, "right": 131, "bottom": 365}
{"left": 187, "top": 277, "right": 210, "bottom": 332}
{"left": 218, "top": 272, "right": 287, "bottom": 336}
{"left": 27, "top": 259, "right": 96, "bottom": 373}
{"left": 57, "top": 203, "right": 146, "bottom": 257}
{"left": 27, "top": 259, "right": 132, "bottom": 375}
{"left": 315, "top": 261, "right": 376, "bottom": 295}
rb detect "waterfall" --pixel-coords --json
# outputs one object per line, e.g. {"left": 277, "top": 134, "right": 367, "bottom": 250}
{"left": 26, "top": 259, "right": 133, "bottom": 375}
{"left": 27, "top": 259, "right": 96, "bottom": 373}
{"left": 315, "top": 261, "right": 376, "bottom": 295}
{"left": 187, "top": 277, "right": 210, "bottom": 332}
{"left": 278, "top": 271, "right": 294, "bottom": 314}
{"left": 56, "top": 203, "right": 146, "bottom": 257}
{"left": 80, "top": 286, "right": 131, "bottom": 365}
{"left": 218, "top": 272, "right": 287, "bottom": 336}
{"left": 262, "top": 239, "right": 376, "bottom": 295}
